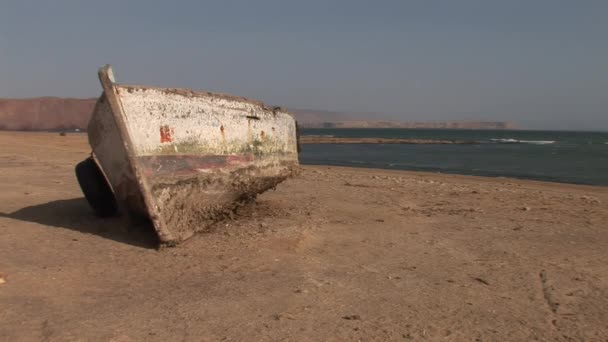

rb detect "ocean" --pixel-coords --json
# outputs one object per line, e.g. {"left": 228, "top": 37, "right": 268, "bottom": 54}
{"left": 299, "top": 129, "right": 608, "bottom": 186}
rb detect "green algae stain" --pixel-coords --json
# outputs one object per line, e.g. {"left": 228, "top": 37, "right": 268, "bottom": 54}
{"left": 153, "top": 136, "right": 296, "bottom": 157}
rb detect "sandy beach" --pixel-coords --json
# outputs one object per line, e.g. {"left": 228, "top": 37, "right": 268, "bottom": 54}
{"left": 1, "top": 131, "right": 607, "bottom": 341}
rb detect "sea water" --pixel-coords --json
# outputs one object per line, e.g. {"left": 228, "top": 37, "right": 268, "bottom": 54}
{"left": 300, "top": 129, "right": 608, "bottom": 186}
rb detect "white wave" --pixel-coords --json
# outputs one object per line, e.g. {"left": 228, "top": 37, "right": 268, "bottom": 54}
{"left": 490, "top": 138, "right": 555, "bottom": 145}
{"left": 519, "top": 140, "right": 556, "bottom": 145}
{"left": 490, "top": 138, "right": 518, "bottom": 143}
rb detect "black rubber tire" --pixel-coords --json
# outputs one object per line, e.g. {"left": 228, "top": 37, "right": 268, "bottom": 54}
{"left": 295, "top": 120, "right": 301, "bottom": 153}
{"left": 75, "top": 157, "right": 118, "bottom": 217}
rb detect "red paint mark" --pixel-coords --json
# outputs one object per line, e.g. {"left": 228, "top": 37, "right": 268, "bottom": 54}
{"left": 160, "top": 125, "right": 173, "bottom": 143}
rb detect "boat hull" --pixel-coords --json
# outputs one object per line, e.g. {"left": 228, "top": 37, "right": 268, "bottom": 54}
{"left": 86, "top": 65, "right": 299, "bottom": 245}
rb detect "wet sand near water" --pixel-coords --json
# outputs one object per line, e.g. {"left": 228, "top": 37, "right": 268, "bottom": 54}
{"left": 1, "top": 131, "right": 607, "bottom": 341}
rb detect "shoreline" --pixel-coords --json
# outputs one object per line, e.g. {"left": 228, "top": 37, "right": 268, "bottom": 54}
{"left": 0, "top": 131, "right": 604, "bottom": 187}
{"left": 304, "top": 164, "right": 608, "bottom": 194}
{"left": 302, "top": 162, "right": 608, "bottom": 188}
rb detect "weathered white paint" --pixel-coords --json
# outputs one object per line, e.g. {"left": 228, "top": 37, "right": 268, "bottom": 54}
{"left": 87, "top": 97, "right": 135, "bottom": 198}
{"left": 116, "top": 86, "right": 298, "bottom": 158}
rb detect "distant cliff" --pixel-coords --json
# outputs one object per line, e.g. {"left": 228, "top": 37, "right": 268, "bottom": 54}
{"left": 289, "top": 109, "right": 514, "bottom": 129}
{"left": 0, "top": 98, "right": 514, "bottom": 131}
{"left": 0, "top": 97, "right": 96, "bottom": 131}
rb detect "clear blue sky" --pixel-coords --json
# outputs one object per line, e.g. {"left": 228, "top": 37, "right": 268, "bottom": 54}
{"left": 1, "top": 0, "right": 606, "bottom": 130}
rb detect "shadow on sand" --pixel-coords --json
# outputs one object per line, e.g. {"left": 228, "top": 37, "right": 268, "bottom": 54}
{"left": 0, "top": 197, "right": 158, "bottom": 248}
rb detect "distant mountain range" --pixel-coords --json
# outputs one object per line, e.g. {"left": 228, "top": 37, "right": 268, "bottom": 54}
{"left": 291, "top": 108, "right": 514, "bottom": 129}
{"left": 0, "top": 97, "right": 514, "bottom": 131}
{"left": 0, "top": 97, "right": 95, "bottom": 131}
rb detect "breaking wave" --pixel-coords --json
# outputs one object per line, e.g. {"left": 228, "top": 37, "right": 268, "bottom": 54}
{"left": 490, "top": 138, "right": 556, "bottom": 145}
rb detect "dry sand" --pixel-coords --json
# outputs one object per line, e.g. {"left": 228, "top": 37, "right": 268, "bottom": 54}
{"left": 1, "top": 131, "right": 607, "bottom": 341}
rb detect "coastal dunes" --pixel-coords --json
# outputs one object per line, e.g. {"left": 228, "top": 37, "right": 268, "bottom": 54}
{"left": 0, "top": 97, "right": 513, "bottom": 131}
{"left": 1, "top": 131, "right": 607, "bottom": 340}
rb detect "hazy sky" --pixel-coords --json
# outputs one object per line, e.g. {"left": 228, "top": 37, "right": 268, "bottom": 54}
{"left": 1, "top": 0, "right": 606, "bottom": 130}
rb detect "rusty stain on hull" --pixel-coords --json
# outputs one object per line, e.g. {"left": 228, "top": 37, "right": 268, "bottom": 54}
{"left": 160, "top": 125, "right": 173, "bottom": 143}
